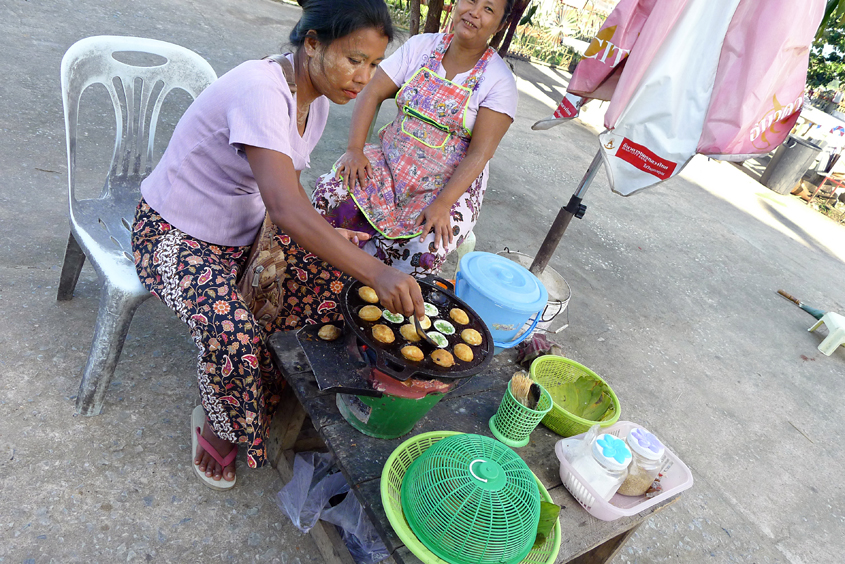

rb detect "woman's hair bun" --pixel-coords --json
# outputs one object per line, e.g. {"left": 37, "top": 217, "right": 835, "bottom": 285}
{"left": 289, "top": 0, "right": 394, "bottom": 49}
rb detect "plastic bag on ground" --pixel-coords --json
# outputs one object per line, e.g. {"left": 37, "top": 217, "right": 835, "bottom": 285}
{"left": 321, "top": 487, "right": 389, "bottom": 564}
{"left": 276, "top": 452, "right": 349, "bottom": 533}
{"left": 276, "top": 452, "right": 388, "bottom": 564}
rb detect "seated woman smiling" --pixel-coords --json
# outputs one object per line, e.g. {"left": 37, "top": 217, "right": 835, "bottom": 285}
{"left": 312, "top": 0, "right": 518, "bottom": 276}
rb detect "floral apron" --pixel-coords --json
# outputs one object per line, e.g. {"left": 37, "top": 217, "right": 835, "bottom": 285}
{"left": 349, "top": 34, "right": 495, "bottom": 239}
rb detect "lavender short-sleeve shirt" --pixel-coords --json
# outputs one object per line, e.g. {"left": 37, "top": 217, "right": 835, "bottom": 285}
{"left": 141, "top": 57, "right": 329, "bottom": 246}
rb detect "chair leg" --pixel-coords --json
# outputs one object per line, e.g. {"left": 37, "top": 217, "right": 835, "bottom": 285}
{"left": 818, "top": 327, "right": 845, "bottom": 356}
{"left": 75, "top": 282, "right": 150, "bottom": 416}
{"left": 57, "top": 232, "right": 86, "bottom": 301}
{"left": 808, "top": 319, "right": 824, "bottom": 332}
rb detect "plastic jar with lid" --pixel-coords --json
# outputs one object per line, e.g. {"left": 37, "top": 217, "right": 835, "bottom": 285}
{"left": 568, "top": 433, "right": 632, "bottom": 501}
{"left": 617, "top": 427, "right": 666, "bottom": 497}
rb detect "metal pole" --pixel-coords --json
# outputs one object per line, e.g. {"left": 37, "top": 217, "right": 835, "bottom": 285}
{"left": 529, "top": 150, "right": 603, "bottom": 275}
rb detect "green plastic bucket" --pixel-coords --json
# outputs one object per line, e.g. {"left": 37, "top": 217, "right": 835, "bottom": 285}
{"left": 336, "top": 391, "right": 445, "bottom": 439}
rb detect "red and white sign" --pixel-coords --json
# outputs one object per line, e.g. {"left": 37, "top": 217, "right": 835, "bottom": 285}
{"left": 615, "top": 138, "right": 677, "bottom": 180}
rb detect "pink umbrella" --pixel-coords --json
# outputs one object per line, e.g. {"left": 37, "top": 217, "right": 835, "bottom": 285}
{"left": 529, "top": 0, "right": 825, "bottom": 273}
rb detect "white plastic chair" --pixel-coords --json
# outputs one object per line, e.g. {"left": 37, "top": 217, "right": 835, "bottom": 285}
{"left": 58, "top": 36, "right": 217, "bottom": 415}
{"left": 808, "top": 312, "right": 845, "bottom": 356}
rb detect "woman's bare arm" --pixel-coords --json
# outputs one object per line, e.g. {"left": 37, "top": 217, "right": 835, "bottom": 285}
{"left": 246, "top": 145, "right": 424, "bottom": 318}
{"left": 335, "top": 68, "right": 400, "bottom": 189}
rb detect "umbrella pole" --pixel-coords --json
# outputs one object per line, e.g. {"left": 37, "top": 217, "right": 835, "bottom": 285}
{"left": 530, "top": 150, "right": 603, "bottom": 275}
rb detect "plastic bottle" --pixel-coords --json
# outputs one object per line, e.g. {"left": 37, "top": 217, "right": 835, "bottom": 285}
{"left": 617, "top": 427, "right": 666, "bottom": 497}
{"left": 568, "top": 433, "right": 632, "bottom": 501}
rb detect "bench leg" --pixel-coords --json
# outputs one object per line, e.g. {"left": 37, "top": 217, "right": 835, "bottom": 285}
{"left": 568, "top": 522, "right": 642, "bottom": 564}
{"left": 75, "top": 281, "right": 149, "bottom": 415}
{"left": 57, "top": 232, "right": 86, "bottom": 301}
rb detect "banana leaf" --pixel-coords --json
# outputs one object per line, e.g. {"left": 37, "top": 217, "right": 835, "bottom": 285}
{"left": 553, "top": 376, "right": 614, "bottom": 421}
{"left": 533, "top": 501, "right": 561, "bottom": 548}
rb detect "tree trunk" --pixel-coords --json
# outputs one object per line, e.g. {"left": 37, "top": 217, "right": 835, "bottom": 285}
{"left": 410, "top": 0, "right": 422, "bottom": 36}
{"left": 497, "top": 0, "right": 531, "bottom": 58}
{"left": 423, "top": 0, "right": 445, "bottom": 33}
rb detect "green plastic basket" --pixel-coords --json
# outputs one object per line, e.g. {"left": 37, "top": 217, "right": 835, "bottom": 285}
{"left": 489, "top": 382, "right": 553, "bottom": 448}
{"left": 529, "top": 356, "right": 621, "bottom": 437}
{"left": 382, "top": 431, "right": 561, "bottom": 564}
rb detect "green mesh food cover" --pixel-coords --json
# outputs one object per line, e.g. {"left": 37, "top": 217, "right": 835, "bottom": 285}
{"left": 400, "top": 433, "right": 541, "bottom": 564}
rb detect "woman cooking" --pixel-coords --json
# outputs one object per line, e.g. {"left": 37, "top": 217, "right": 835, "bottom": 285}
{"left": 131, "top": 0, "right": 424, "bottom": 490}
{"left": 311, "top": 0, "right": 518, "bottom": 276}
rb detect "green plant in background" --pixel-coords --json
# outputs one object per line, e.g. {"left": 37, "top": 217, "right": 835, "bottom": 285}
{"left": 505, "top": 1, "right": 595, "bottom": 69}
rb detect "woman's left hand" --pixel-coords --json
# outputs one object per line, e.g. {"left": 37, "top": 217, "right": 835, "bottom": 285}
{"left": 336, "top": 228, "right": 371, "bottom": 246}
{"left": 414, "top": 201, "right": 453, "bottom": 250}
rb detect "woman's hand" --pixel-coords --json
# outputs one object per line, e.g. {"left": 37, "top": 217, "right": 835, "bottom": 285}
{"left": 335, "top": 228, "right": 371, "bottom": 246}
{"left": 371, "top": 266, "right": 425, "bottom": 319}
{"left": 335, "top": 149, "right": 373, "bottom": 191}
{"left": 414, "top": 200, "right": 453, "bottom": 250}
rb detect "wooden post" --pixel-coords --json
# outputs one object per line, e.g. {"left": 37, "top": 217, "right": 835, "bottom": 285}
{"left": 410, "top": 0, "right": 421, "bottom": 35}
{"left": 423, "top": 0, "right": 445, "bottom": 33}
{"left": 497, "top": 0, "right": 531, "bottom": 58}
{"left": 530, "top": 151, "right": 603, "bottom": 275}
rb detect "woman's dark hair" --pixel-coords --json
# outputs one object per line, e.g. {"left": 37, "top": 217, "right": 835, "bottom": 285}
{"left": 290, "top": 0, "right": 394, "bottom": 50}
{"left": 501, "top": 0, "right": 517, "bottom": 25}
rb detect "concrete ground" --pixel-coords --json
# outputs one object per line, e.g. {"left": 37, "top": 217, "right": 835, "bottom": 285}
{"left": 1, "top": 0, "right": 843, "bottom": 562}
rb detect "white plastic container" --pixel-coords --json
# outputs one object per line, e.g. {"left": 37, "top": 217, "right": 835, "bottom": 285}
{"left": 555, "top": 421, "right": 694, "bottom": 522}
{"left": 566, "top": 433, "right": 631, "bottom": 501}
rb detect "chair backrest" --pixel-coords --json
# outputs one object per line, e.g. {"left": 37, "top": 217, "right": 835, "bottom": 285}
{"left": 61, "top": 35, "right": 217, "bottom": 204}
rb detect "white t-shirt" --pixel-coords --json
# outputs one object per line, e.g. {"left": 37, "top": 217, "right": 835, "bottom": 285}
{"left": 379, "top": 33, "right": 518, "bottom": 131}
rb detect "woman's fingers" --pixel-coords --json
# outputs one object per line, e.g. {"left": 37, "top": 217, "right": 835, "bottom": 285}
{"left": 419, "top": 222, "right": 433, "bottom": 243}
{"left": 399, "top": 288, "right": 416, "bottom": 318}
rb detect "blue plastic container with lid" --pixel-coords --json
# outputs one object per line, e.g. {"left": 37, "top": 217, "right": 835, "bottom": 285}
{"left": 455, "top": 251, "right": 548, "bottom": 350}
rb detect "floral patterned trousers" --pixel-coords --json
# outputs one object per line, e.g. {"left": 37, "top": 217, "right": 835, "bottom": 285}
{"left": 131, "top": 199, "right": 348, "bottom": 468}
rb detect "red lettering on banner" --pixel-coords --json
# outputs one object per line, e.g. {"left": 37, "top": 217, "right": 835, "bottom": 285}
{"left": 614, "top": 138, "right": 677, "bottom": 180}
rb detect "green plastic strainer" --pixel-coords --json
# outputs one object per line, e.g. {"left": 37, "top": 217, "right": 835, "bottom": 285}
{"left": 399, "top": 433, "right": 541, "bottom": 564}
{"left": 383, "top": 432, "right": 560, "bottom": 564}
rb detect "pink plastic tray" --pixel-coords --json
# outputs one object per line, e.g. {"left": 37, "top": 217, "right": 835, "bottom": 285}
{"left": 554, "top": 421, "right": 693, "bottom": 521}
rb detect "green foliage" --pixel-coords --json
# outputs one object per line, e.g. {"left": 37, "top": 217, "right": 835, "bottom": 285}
{"left": 520, "top": 5, "right": 538, "bottom": 26}
{"left": 817, "top": 0, "right": 845, "bottom": 40}
{"left": 387, "top": 1, "right": 428, "bottom": 32}
{"left": 809, "top": 19, "right": 845, "bottom": 88}
{"left": 509, "top": 24, "right": 582, "bottom": 69}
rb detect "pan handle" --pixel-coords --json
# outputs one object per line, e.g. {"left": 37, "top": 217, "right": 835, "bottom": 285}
{"left": 423, "top": 275, "right": 455, "bottom": 293}
{"left": 374, "top": 348, "right": 415, "bottom": 381}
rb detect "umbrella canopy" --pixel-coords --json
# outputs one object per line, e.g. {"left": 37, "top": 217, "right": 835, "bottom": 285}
{"left": 532, "top": 0, "right": 825, "bottom": 196}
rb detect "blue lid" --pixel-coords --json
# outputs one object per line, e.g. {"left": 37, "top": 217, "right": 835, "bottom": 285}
{"left": 459, "top": 252, "right": 548, "bottom": 315}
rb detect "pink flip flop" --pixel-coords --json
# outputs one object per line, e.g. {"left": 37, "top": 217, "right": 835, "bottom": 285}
{"left": 191, "top": 405, "right": 238, "bottom": 490}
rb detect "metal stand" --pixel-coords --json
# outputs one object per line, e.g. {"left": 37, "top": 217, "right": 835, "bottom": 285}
{"left": 530, "top": 150, "right": 603, "bottom": 275}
